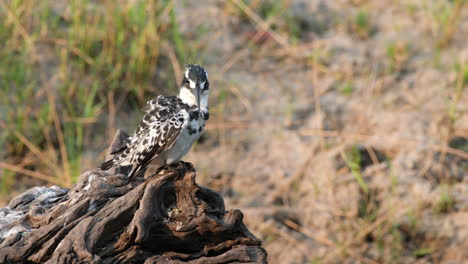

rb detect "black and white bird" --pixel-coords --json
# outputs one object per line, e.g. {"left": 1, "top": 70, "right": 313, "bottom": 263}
{"left": 100, "top": 64, "right": 210, "bottom": 179}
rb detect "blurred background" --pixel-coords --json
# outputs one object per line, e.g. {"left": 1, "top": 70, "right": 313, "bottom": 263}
{"left": 0, "top": 0, "right": 467, "bottom": 263}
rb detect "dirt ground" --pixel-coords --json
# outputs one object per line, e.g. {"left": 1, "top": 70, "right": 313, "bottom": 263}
{"left": 170, "top": 1, "right": 468, "bottom": 263}
{"left": 1, "top": 0, "right": 467, "bottom": 263}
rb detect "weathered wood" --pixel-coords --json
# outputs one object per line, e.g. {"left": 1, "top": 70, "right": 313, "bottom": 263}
{"left": 0, "top": 132, "right": 267, "bottom": 264}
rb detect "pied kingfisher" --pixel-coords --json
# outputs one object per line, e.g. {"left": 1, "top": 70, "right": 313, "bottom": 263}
{"left": 100, "top": 64, "right": 210, "bottom": 179}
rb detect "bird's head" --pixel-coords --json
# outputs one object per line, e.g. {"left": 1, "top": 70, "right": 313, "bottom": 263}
{"left": 179, "top": 64, "right": 209, "bottom": 112}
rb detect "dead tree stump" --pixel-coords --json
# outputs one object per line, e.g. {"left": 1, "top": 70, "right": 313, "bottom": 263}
{"left": 0, "top": 131, "right": 267, "bottom": 263}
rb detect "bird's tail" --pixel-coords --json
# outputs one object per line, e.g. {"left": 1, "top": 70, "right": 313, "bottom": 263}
{"left": 99, "top": 159, "right": 116, "bottom": 170}
{"left": 128, "top": 165, "right": 145, "bottom": 180}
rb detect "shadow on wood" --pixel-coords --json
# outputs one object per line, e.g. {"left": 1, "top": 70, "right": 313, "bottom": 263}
{"left": 0, "top": 131, "right": 267, "bottom": 263}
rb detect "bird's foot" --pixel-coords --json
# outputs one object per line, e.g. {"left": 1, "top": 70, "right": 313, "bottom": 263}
{"left": 154, "top": 165, "right": 168, "bottom": 175}
{"left": 178, "top": 161, "right": 194, "bottom": 172}
{"left": 149, "top": 161, "right": 194, "bottom": 178}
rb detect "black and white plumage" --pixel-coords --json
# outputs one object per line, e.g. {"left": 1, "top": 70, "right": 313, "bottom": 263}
{"left": 100, "top": 64, "right": 210, "bottom": 179}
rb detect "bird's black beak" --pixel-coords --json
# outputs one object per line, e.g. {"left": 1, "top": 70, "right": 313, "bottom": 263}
{"left": 196, "top": 85, "right": 201, "bottom": 113}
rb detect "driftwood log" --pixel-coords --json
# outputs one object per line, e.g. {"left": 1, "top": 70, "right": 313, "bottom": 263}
{"left": 0, "top": 131, "right": 267, "bottom": 263}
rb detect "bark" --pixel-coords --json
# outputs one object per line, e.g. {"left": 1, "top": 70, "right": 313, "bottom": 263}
{"left": 0, "top": 130, "right": 267, "bottom": 264}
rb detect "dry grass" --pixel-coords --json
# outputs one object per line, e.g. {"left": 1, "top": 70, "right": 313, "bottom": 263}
{"left": 1, "top": 0, "right": 467, "bottom": 263}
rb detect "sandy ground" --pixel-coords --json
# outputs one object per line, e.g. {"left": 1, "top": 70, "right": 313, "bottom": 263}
{"left": 172, "top": 1, "right": 468, "bottom": 263}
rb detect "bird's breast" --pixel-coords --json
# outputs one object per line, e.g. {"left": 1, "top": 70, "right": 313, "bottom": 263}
{"left": 187, "top": 116, "right": 206, "bottom": 136}
{"left": 163, "top": 118, "right": 205, "bottom": 164}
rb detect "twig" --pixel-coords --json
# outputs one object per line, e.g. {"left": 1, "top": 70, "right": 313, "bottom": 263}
{"left": 205, "top": 120, "right": 251, "bottom": 130}
{"left": 300, "top": 129, "right": 468, "bottom": 160}
{"left": 310, "top": 51, "right": 325, "bottom": 151}
{"left": 164, "top": 43, "right": 182, "bottom": 85}
{"left": 213, "top": 49, "right": 249, "bottom": 83}
{"left": 228, "top": 84, "right": 253, "bottom": 113}
{"left": 229, "top": 0, "right": 290, "bottom": 48}
{"left": 40, "top": 38, "right": 95, "bottom": 65}
{"left": 0, "top": 120, "right": 60, "bottom": 173}
{"left": 107, "top": 90, "right": 116, "bottom": 142}
{"left": 283, "top": 219, "right": 335, "bottom": 247}
{"left": 0, "top": 1, "right": 36, "bottom": 61}
{"left": 0, "top": 162, "right": 64, "bottom": 186}
{"left": 43, "top": 76, "right": 72, "bottom": 186}
{"left": 260, "top": 220, "right": 313, "bottom": 258}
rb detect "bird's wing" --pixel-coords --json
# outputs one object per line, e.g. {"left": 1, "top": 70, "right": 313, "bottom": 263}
{"left": 100, "top": 96, "right": 188, "bottom": 174}
{"left": 106, "top": 95, "right": 176, "bottom": 155}
{"left": 129, "top": 107, "right": 188, "bottom": 166}
{"left": 109, "top": 137, "right": 131, "bottom": 155}
{"left": 142, "top": 95, "right": 167, "bottom": 113}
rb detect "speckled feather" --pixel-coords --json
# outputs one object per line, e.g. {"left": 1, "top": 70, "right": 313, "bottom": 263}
{"left": 100, "top": 95, "right": 193, "bottom": 178}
